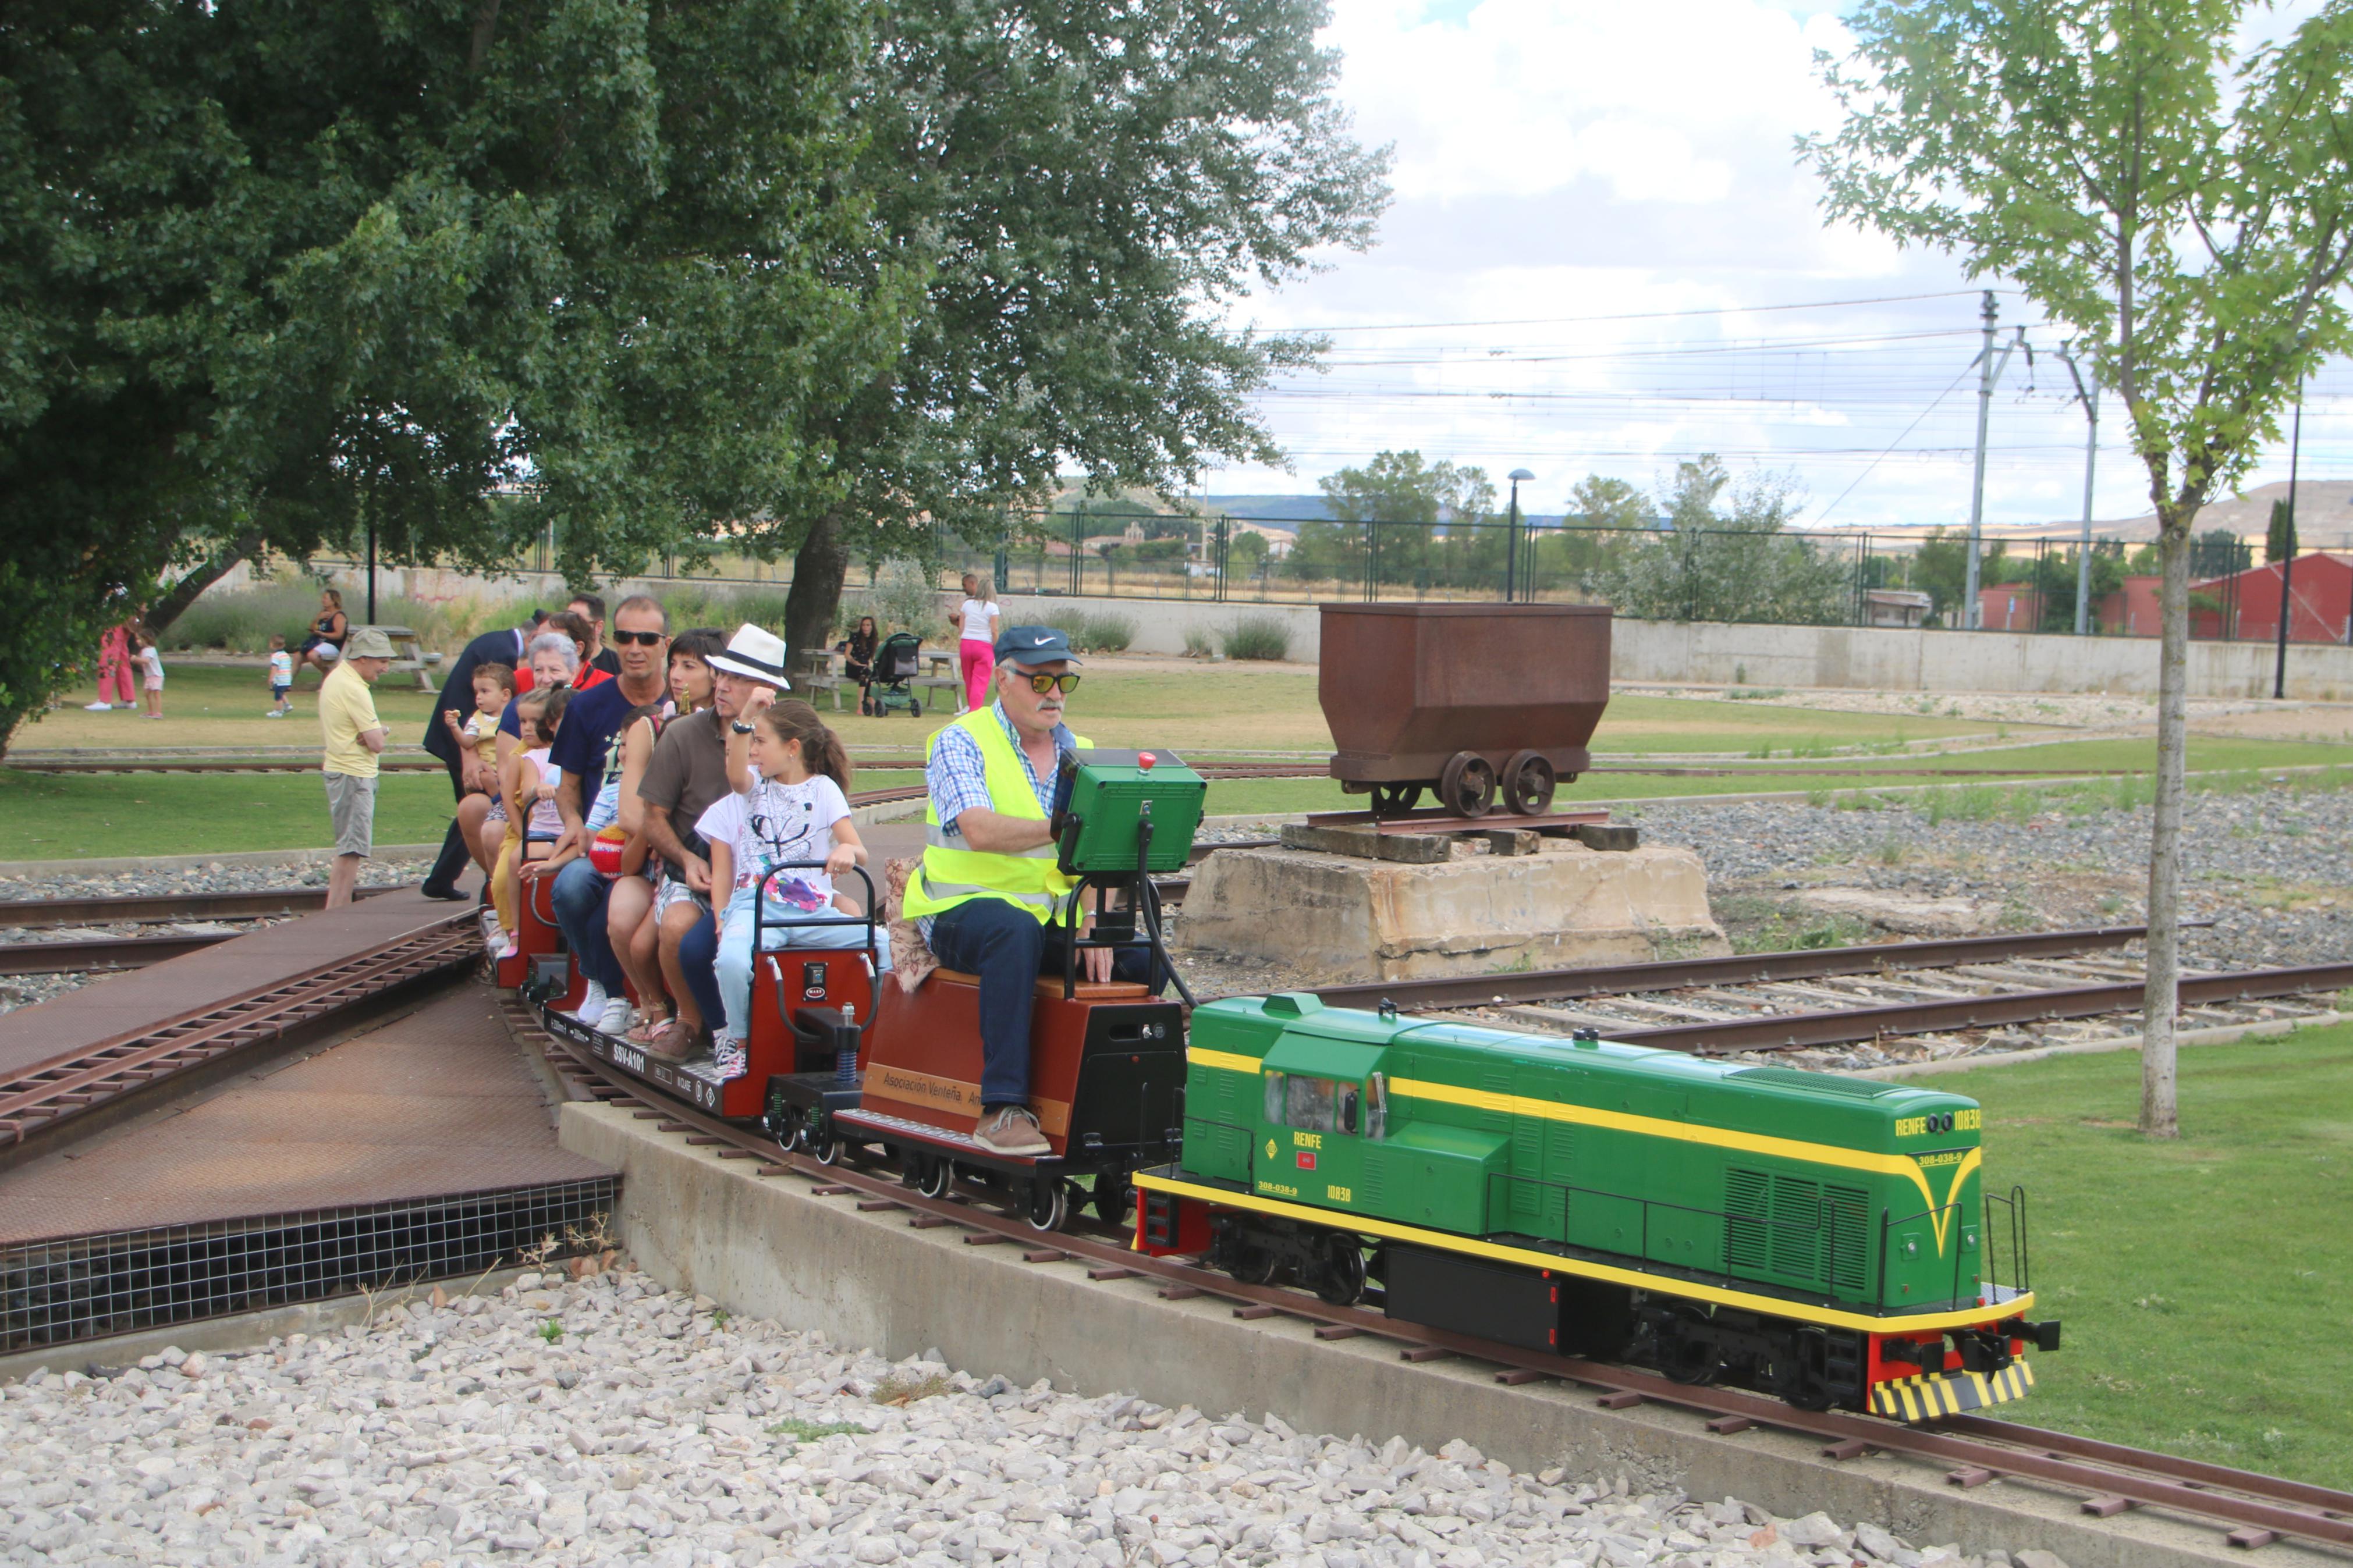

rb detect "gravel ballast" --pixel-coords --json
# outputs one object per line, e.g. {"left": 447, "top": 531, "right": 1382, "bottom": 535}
{"left": 0, "top": 1265, "right": 2042, "bottom": 1568}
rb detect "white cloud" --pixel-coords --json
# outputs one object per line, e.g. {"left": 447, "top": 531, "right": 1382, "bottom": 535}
{"left": 1206, "top": 0, "right": 2315, "bottom": 535}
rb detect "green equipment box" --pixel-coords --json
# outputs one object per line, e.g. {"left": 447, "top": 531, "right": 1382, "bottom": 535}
{"left": 1052, "top": 749, "right": 1206, "bottom": 874}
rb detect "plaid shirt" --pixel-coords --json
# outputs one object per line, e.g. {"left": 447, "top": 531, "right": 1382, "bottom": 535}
{"left": 921, "top": 702, "right": 1074, "bottom": 936}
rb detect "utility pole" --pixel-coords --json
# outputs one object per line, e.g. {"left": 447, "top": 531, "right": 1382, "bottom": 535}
{"left": 2275, "top": 382, "right": 2304, "bottom": 699}
{"left": 2057, "top": 348, "right": 2099, "bottom": 634}
{"left": 1964, "top": 291, "right": 1999, "bottom": 628}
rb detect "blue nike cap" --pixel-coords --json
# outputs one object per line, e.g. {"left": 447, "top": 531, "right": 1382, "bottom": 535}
{"left": 993, "top": 625, "right": 1083, "bottom": 667}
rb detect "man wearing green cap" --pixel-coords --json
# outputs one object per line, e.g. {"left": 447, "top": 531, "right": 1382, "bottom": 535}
{"left": 320, "top": 627, "right": 396, "bottom": 909}
{"left": 902, "top": 624, "right": 1159, "bottom": 1156}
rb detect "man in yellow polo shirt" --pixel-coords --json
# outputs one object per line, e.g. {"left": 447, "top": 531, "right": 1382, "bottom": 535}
{"left": 903, "top": 625, "right": 1160, "bottom": 1156}
{"left": 320, "top": 627, "right": 396, "bottom": 909}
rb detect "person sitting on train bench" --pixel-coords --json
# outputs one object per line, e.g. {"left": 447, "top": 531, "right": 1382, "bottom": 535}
{"left": 642, "top": 623, "right": 791, "bottom": 1064}
{"left": 902, "top": 624, "right": 1160, "bottom": 1158}
{"left": 544, "top": 594, "right": 672, "bottom": 1039}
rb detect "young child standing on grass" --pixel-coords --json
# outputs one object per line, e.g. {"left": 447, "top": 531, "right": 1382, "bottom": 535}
{"left": 700, "top": 696, "right": 885, "bottom": 1080}
{"left": 135, "top": 630, "right": 165, "bottom": 719}
{"left": 265, "top": 634, "right": 294, "bottom": 716}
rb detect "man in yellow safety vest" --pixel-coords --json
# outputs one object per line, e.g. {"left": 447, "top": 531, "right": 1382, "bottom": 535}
{"left": 902, "top": 625, "right": 1160, "bottom": 1156}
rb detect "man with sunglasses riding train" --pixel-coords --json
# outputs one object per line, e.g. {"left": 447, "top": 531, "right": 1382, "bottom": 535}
{"left": 903, "top": 625, "right": 1162, "bottom": 1158}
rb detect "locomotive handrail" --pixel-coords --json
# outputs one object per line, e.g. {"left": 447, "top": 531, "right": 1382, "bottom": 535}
{"left": 1482, "top": 1169, "right": 1884, "bottom": 1313}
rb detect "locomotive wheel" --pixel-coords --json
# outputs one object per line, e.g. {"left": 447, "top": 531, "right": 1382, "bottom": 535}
{"left": 917, "top": 1157, "right": 956, "bottom": 1201}
{"left": 812, "top": 1134, "right": 844, "bottom": 1166}
{"left": 1437, "top": 752, "right": 1497, "bottom": 819}
{"left": 1502, "top": 751, "right": 1555, "bottom": 816}
{"left": 1229, "top": 1246, "right": 1280, "bottom": 1286}
{"left": 1023, "top": 1178, "right": 1069, "bottom": 1233}
{"left": 1093, "top": 1171, "right": 1134, "bottom": 1226}
{"left": 1369, "top": 782, "right": 1425, "bottom": 820}
{"left": 1659, "top": 1306, "right": 1721, "bottom": 1386}
{"left": 1311, "top": 1235, "right": 1368, "bottom": 1306}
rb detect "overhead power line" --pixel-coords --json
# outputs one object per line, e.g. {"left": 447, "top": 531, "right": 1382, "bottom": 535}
{"left": 1259, "top": 289, "right": 2003, "bottom": 335}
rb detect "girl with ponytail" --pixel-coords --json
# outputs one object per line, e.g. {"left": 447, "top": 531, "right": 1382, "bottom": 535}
{"left": 696, "top": 696, "right": 888, "bottom": 1078}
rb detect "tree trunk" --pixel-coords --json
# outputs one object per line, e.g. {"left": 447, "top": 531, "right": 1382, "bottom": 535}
{"left": 2140, "top": 515, "right": 2192, "bottom": 1138}
{"left": 143, "top": 532, "right": 265, "bottom": 634}
{"left": 783, "top": 512, "right": 851, "bottom": 675}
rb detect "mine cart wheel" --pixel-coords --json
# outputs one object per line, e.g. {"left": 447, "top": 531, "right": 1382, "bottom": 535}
{"left": 1503, "top": 751, "right": 1556, "bottom": 816}
{"left": 1438, "top": 752, "right": 1497, "bottom": 819}
{"left": 1369, "top": 782, "right": 1425, "bottom": 819}
{"left": 1023, "top": 1178, "right": 1071, "bottom": 1233}
{"left": 812, "top": 1133, "right": 845, "bottom": 1166}
{"left": 1230, "top": 1246, "right": 1281, "bottom": 1286}
{"left": 1311, "top": 1234, "right": 1368, "bottom": 1306}
{"left": 917, "top": 1157, "right": 957, "bottom": 1201}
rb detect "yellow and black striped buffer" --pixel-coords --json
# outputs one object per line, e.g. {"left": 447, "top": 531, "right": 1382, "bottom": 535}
{"left": 1868, "top": 1360, "right": 2035, "bottom": 1423}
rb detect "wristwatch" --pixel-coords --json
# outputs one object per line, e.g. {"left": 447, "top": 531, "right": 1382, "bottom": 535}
{"left": 730, "top": 720, "right": 755, "bottom": 735}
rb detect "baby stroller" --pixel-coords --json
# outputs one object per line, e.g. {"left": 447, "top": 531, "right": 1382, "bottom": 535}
{"left": 869, "top": 631, "right": 926, "bottom": 717}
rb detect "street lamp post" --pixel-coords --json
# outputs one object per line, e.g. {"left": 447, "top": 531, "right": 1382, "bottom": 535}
{"left": 1505, "top": 468, "right": 1534, "bottom": 603}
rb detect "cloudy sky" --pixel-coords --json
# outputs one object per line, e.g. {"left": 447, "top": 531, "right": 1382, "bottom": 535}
{"left": 1209, "top": 0, "right": 2353, "bottom": 541}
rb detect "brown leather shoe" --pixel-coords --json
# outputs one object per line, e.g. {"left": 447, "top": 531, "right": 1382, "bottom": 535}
{"left": 973, "top": 1105, "right": 1050, "bottom": 1157}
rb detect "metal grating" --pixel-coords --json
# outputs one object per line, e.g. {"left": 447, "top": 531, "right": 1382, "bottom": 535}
{"left": 0, "top": 1177, "right": 616, "bottom": 1354}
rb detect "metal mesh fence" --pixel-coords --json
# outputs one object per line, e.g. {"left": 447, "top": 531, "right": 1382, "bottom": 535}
{"left": 0, "top": 1178, "right": 617, "bottom": 1354}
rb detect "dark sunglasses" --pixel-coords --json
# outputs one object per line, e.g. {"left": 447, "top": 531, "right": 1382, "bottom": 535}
{"left": 1023, "top": 672, "right": 1081, "bottom": 695}
{"left": 613, "top": 630, "right": 666, "bottom": 646}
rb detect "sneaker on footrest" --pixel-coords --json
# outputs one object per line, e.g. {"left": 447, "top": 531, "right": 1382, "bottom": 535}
{"left": 595, "top": 996, "right": 634, "bottom": 1037}
{"left": 569, "top": 980, "right": 609, "bottom": 1025}
{"left": 974, "top": 1105, "right": 1050, "bottom": 1157}
{"left": 711, "top": 1033, "right": 747, "bottom": 1079}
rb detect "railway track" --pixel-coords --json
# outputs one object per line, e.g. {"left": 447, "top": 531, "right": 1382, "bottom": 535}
{"left": 522, "top": 1006, "right": 2353, "bottom": 1556}
{"left": 0, "top": 915, "right": 475, "bottom": 1150}
{"left": 0, "top": 883, "right": 400, "bottom": 932}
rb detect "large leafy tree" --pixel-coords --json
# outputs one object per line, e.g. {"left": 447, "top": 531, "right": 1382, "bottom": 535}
{"left": 1804, "top": 0, "right": 2353, "bottom": 1135}
{"left": 1, "top": 0, "right": 904, "bottom": 753}
{"left": 764, "top": 0, "right": 1391, "bottom": 652}
{"left": 1595, "top": 456, "right": 1844, "bottom": 624}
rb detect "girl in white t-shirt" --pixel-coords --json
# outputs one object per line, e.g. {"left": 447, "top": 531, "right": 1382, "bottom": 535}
{"left": 698, "top": 698, "right": 889, "bottom": 1078}
{"left": 951, "top": 571, "right": 999, "bottom": 713}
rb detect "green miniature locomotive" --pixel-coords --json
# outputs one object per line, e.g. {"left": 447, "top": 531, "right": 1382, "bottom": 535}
{"left": 1135, "top": 993, "right": 2058, "bottom": 1418}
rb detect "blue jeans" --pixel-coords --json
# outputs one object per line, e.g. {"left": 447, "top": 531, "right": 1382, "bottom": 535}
{"left": 551, "top": 857, "right": 624, "bottom": 994}
{"left": 713, "top": 888, "right": 892, "bottom": 1040}
{"left": 925, "top": 897, "right": 1158, "bottom": 1108}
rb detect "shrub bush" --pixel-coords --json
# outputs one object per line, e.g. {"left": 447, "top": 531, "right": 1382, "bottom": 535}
{"left": 1182, "top": 625, "right": 1215, "bottom": 657}
{"left": 1067, "top": 610, "right": 1137, "bottom": 653}
{"left": 1220, "top": 613, "right": 1291, "bottom": 661}
{"left": 846, "top": 559, "right": 945, "bottom": 643}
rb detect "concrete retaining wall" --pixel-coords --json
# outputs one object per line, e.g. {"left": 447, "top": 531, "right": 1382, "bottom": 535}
{"left": 257, "top": 560, "right": 2353, "bottom": 698}
{"left": 987, "top": 595, "right": 2353, "bottom": 701}
{"left": 561, "top": 1104, "right": 2313, "bottom": 1568}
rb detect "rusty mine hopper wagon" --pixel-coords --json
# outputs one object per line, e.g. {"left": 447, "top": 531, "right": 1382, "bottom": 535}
{"left": 1322, "top": 602, "right": 1612, "bottom": 820}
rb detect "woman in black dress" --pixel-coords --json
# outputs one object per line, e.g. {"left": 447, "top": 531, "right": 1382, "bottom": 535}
{"left": 842, "top": 615, "right": 880, "bottom": 716}
{"left": 300, "top": 588, "right": 349, "bottom": 675}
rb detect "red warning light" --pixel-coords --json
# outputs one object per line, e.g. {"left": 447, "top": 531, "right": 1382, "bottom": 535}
{"left": 1139, "top": 751, "right": 1156, "bottom": 769}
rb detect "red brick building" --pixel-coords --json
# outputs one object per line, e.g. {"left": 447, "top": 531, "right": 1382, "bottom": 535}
{"left": 2188, "top": 553, "right": 2353, "bottom": 643}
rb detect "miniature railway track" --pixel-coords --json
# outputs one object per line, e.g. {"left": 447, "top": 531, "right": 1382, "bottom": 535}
{"left": 520, "top": 1005, "right": 2353, "bottom": 1555}
{"left": 1287, "top": 925, "right": 2180, "bottom": 1011}
{"left": 0, "top": 931, "right": 242, "bottom": 976}
{"left": 0, "top": 915, "right": 475, "bottom": 1149}
{"left": 0, "top": 884, "right": 400, "bottom": 931}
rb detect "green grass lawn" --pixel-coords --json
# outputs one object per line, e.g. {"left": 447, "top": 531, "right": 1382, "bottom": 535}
{"left": 1939, "top": 1025, "right": 2353, "bottom": 1489}
{"left": 11, "top": 659, "right": 2031, "bottom": 760}
{"left": 0, "top": 767, "right": 926, "bottom": 860}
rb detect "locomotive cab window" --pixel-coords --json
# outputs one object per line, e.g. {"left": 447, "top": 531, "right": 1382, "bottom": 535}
{"left": 1262, "top": 1072, "right": 1358, "bottom": 1135}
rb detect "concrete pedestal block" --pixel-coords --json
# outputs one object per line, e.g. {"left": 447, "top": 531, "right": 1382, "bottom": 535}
{"left": 1176, "top": 841, "right": 1729, "bottom": 982}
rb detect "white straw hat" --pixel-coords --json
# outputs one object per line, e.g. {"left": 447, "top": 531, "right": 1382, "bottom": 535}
{"left": 705, "top": 623, "right": 792, "bottom": 687}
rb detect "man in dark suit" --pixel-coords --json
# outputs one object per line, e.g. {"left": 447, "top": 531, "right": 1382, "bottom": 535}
{"left": 418, "top": 614, "right": 545, "bottom": 899}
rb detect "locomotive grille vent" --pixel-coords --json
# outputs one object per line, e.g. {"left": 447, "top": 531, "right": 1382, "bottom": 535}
{"left": 1824, "top": 1185, "right": 1870, "bottom": 1293}
{"left": 1726, "top": 1169, "right": 1839, "bottom": 1283}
